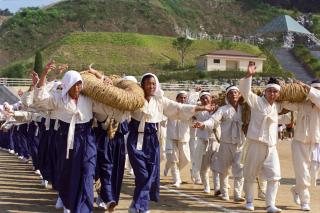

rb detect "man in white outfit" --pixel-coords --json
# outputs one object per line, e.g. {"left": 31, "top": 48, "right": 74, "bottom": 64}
{"left": 239, "top": 63, "right": 282, "bottom": 213}
{"left": 194, "top": 85, "right": 245, "bottom": 202}
{"left": 165, "top": 91, "right": 191, "bottom": 187}
{"left": 284, "top": 79, "right": 320, "bottom": 211}
{"left": 193, "top": 91, "right": 220, "bottom": 194}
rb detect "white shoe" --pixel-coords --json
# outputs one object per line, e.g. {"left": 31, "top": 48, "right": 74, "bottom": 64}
{"left": 55, "top": 197, "right": 64, "bottom": 209}
{"left": 41, "top": 180, "right": 48, "bottom": 188}
{"left": 290, "top": 186, "right": 301, "bottom": 205}
{"left": 96, "top": 196, "right": 107, "bottom": 210}
{"left": 9, "top": 150, "right": 15, "bottom": 154}
{"left": 15, "top": 153, "right": 19, "bottom": 156}
{"left": 245, "top": 202, "right": 254, "bottom": 211}
{"left": 63, "top": 207, "right": 70, "bottom": 213}
{"left": 266, "top": 205, "right": 282, "bottom": 213}
{"left": 220, "top": 194, "right": 229, "bottom": 201}
{"left": 203, "top": 187, "right": 210, "bottom": 194}
{"left": 34, "top": 170, "right": 41, "bottom": 175}
{"left": 301, "top": 203, "right": 311, "bottom": 211}
{"left": 173, "top": 181, "right": 181, "bottom": 188}
{"left": 18, "top": 156, "right": 23, "bottom": 160}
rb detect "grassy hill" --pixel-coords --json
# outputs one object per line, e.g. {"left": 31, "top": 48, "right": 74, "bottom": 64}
{"left": 0, "top": 0, "right": 300, "bottom": 69}
{"left": 0, "top": 32, "right": 285, "bottom": 79}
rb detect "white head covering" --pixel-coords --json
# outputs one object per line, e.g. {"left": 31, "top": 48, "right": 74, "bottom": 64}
{"left": 199, "top": 91, "right": 211, "bottom": 98}
{"left": 265, "top": 84, "right": 281, "bottom": 91}
{"left": 61, "top": 71, "right": 83, "bottom": 99}
{"left": 226, "top": 86, "right": 239, "bottom": 94}
{"left": 177, "top": 91, "right": 187, "bottom": 95}
{"left": 123, "top": 75, "right": 138, "bottom": 83}
{"left": 141, "top": 73, "right": 164, "bottom": 97}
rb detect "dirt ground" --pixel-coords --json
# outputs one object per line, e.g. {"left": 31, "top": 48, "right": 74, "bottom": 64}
{"left": 0, "top": 140, "right": 319, "bottom": 213}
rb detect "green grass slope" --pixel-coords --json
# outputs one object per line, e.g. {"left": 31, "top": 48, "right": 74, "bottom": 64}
{"left": 1, "top": 32, "right": 281, "bottom": 78}
{"left": 0, "top": 0, "right": 298, "bottom": 68}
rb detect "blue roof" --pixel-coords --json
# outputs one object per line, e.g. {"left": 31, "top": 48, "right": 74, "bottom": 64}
{"left": 258, "top": 15, "right": 311, "bottom": 35}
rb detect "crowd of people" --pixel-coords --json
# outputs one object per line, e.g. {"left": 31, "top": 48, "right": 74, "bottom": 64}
{"left": 0, "top": 62, "right": 319, "bottom": 213}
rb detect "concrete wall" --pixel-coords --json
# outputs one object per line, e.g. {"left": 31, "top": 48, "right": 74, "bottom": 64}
{"left": 197, "top": 56, "right": 264, "bottom": 72}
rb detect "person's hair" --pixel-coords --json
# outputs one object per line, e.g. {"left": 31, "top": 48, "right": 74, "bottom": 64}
{"left": 311, "top": 79, "right": 320, "bottom": 84}
{"left": 267, "top": 77, "right": 280, "bottom": 85}
{"left": 141, "top": 74, "right": 154, "bottom": 87}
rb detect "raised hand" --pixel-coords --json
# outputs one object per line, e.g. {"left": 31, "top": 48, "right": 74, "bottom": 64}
{"left": 56, "top": 64, "right": 68, "bottom": 75}
{"left": 103, "top": 76, "right": 113, "bottom": 86}
{"left": 31, "top": 71, "right": 40, "bottom": 86}
{"left": 192, "top": 121, "right": 205, "bottom": 129}
{"left": 246, "top": 62, "right": 256, "bottom": 78}
{"left": 44, "top": 60, "right": 56, "bottom": 75}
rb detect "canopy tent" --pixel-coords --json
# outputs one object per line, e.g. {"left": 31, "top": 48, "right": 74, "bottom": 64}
{"left": 257, "top": 15, "right": 311, "bottom": 35}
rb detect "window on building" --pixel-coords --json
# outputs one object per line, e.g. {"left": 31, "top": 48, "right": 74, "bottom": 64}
{"left": 214, "top": 59, "right": 220, "bottom": 64}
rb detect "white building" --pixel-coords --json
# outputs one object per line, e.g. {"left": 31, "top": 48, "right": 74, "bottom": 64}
{"left": 196, "top": 50, "right": 266, "bottom": 72}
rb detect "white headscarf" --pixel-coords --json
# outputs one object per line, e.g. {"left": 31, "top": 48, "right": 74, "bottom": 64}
{"left": 141, "top": 73, "right": 164, "bottom": 97}
{"left": 123, "top": 75, "right": 138, "bottom": 83}
{"left": 61, "top": 70, "right": 83, "bottom": 99}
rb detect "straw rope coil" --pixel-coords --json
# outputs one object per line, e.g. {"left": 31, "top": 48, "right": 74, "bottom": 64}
{"left": 80, "top": 71, "right": 145, "bottom": 111}
{"left": 219, "top": 83, "right": 307, "bottom": 135}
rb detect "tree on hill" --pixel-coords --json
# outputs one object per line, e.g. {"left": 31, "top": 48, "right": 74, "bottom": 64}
{"left": 34, "top": 51, "right": 43, "bottom": 75}
{"left": 0, "top": 9, "right": 13, "bottom": 16}
{"left": 172, "top": 37, "right": 193, "bottom": 68}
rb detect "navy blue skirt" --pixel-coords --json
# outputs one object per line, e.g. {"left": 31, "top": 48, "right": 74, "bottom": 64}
{"left": 57, "top": 120, "right": 96, "bottom": 213}
{"left": 127, "top": 119, "right": 160, "bottom": 212}
{"left": 97, "top": 121, "right": 128, "bottom": 204}
{"left": 27, "top": 121, "right": 40, "bottom": 170}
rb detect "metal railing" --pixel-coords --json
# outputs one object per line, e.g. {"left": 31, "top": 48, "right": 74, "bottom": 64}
{"left": 160, "top": 83, "right": 222, "bottom": 91}
{"left": 0, "top": 78, "right": 264, "bottom": 92}
{"left": 0, "top": 78, "right": 33, "bottom": 87}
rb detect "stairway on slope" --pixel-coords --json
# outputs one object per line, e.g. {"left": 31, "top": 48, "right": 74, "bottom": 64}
{"left": 272, "top": 48, "right": 314, "bottom": 82}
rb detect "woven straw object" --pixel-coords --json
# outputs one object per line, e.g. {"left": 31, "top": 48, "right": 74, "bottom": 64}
{"left": 80, "top": 71, "right": 145, "bottom": 112}
{"left": 219, "top": 83, "right": 307, "bottom": 135}
{"left": 277, "top": 83, "right": 308, "bottom": 102}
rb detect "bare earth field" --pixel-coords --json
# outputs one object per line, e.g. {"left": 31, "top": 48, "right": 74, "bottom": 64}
{"left": 0, "top": 140, "right": 319, "bottom": 213}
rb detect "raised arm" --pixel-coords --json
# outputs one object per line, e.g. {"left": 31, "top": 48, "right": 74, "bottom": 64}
{"left": 239, "top": 63, "right": 259, "bottom": 108}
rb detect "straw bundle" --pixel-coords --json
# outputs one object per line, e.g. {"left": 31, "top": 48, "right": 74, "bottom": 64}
{"left": 277, "top": 83, "right": 308, "bottom": 102}
{"left": 219, "top": 83, "right": 306, "bottom": 135}
{"left": 80, "top": 71, "right": 145, "bottom": 111}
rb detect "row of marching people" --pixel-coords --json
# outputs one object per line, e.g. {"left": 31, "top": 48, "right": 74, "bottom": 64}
{"left": 1, "top": 60, "right": 320, "bottom": 213}
{"left": 162, "top": 62, "right": 320, "bottom": 213}
{"left": 0, "top": 61, "right": 214, "bottom": 213}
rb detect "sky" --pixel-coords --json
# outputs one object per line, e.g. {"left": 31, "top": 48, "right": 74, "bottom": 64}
{"left": 0, "top": 0, "right": 62, "bottom": 13}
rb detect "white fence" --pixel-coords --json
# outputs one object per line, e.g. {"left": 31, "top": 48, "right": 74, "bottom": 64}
{"left": 0, "top": 78, "right": 33, "bottom": 87}
{"left": 0, "top": 78, "right": 224, "bottom": 91}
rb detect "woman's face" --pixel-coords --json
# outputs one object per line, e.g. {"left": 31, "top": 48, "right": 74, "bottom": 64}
{"left": 200, "top": 94, "right": 211, "bottom": 106}
{"left": 68, "top": 81, "right": 82, "bottom": 99}
{"left": 227, "top": 90, "right": 240, "bottom": 105}
{"left": 142, "top": 76, "right": 156, "bottom": 97}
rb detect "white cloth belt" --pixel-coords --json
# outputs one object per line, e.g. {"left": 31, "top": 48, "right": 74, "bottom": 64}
{"left": 312, "top": 143, "right": 320, "bottom": 163}
{"left": 231, "top": 119, "right": 243, "bottom": 144}
{"left": 34, "top": 122, "right": 39, "bottom": 137}
{"left": 54, "top": 119, "right": 59, "bottom": 131}
{"left": 137, "top": 115, "right": 146, "bottom": 151}
{"left": 45, "top": 113, "right": 51, "bottom": 130}
{"left": 66, "top": 110, "right": 84, "bottom": 159}
{"left": 258, "top": 113, "right": 276, "bottom": 144}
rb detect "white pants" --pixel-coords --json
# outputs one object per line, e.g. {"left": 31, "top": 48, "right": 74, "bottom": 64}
{"left": 310, "top": 161, "right": 319, "bottom": 186}
{"left": 291, "top": 140, "right": 317, "bottom": 204}
{"left": 213, "top": 142, "right": 244, "bottom": 198}
{"left": 165, "top": 139, "right": 191, "bottom": 183}
{"left": 243, "top": 139, "right": 281, "bottom": 207}
{"left": 194, "top": 138, "right": 219, "bottom": 190}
